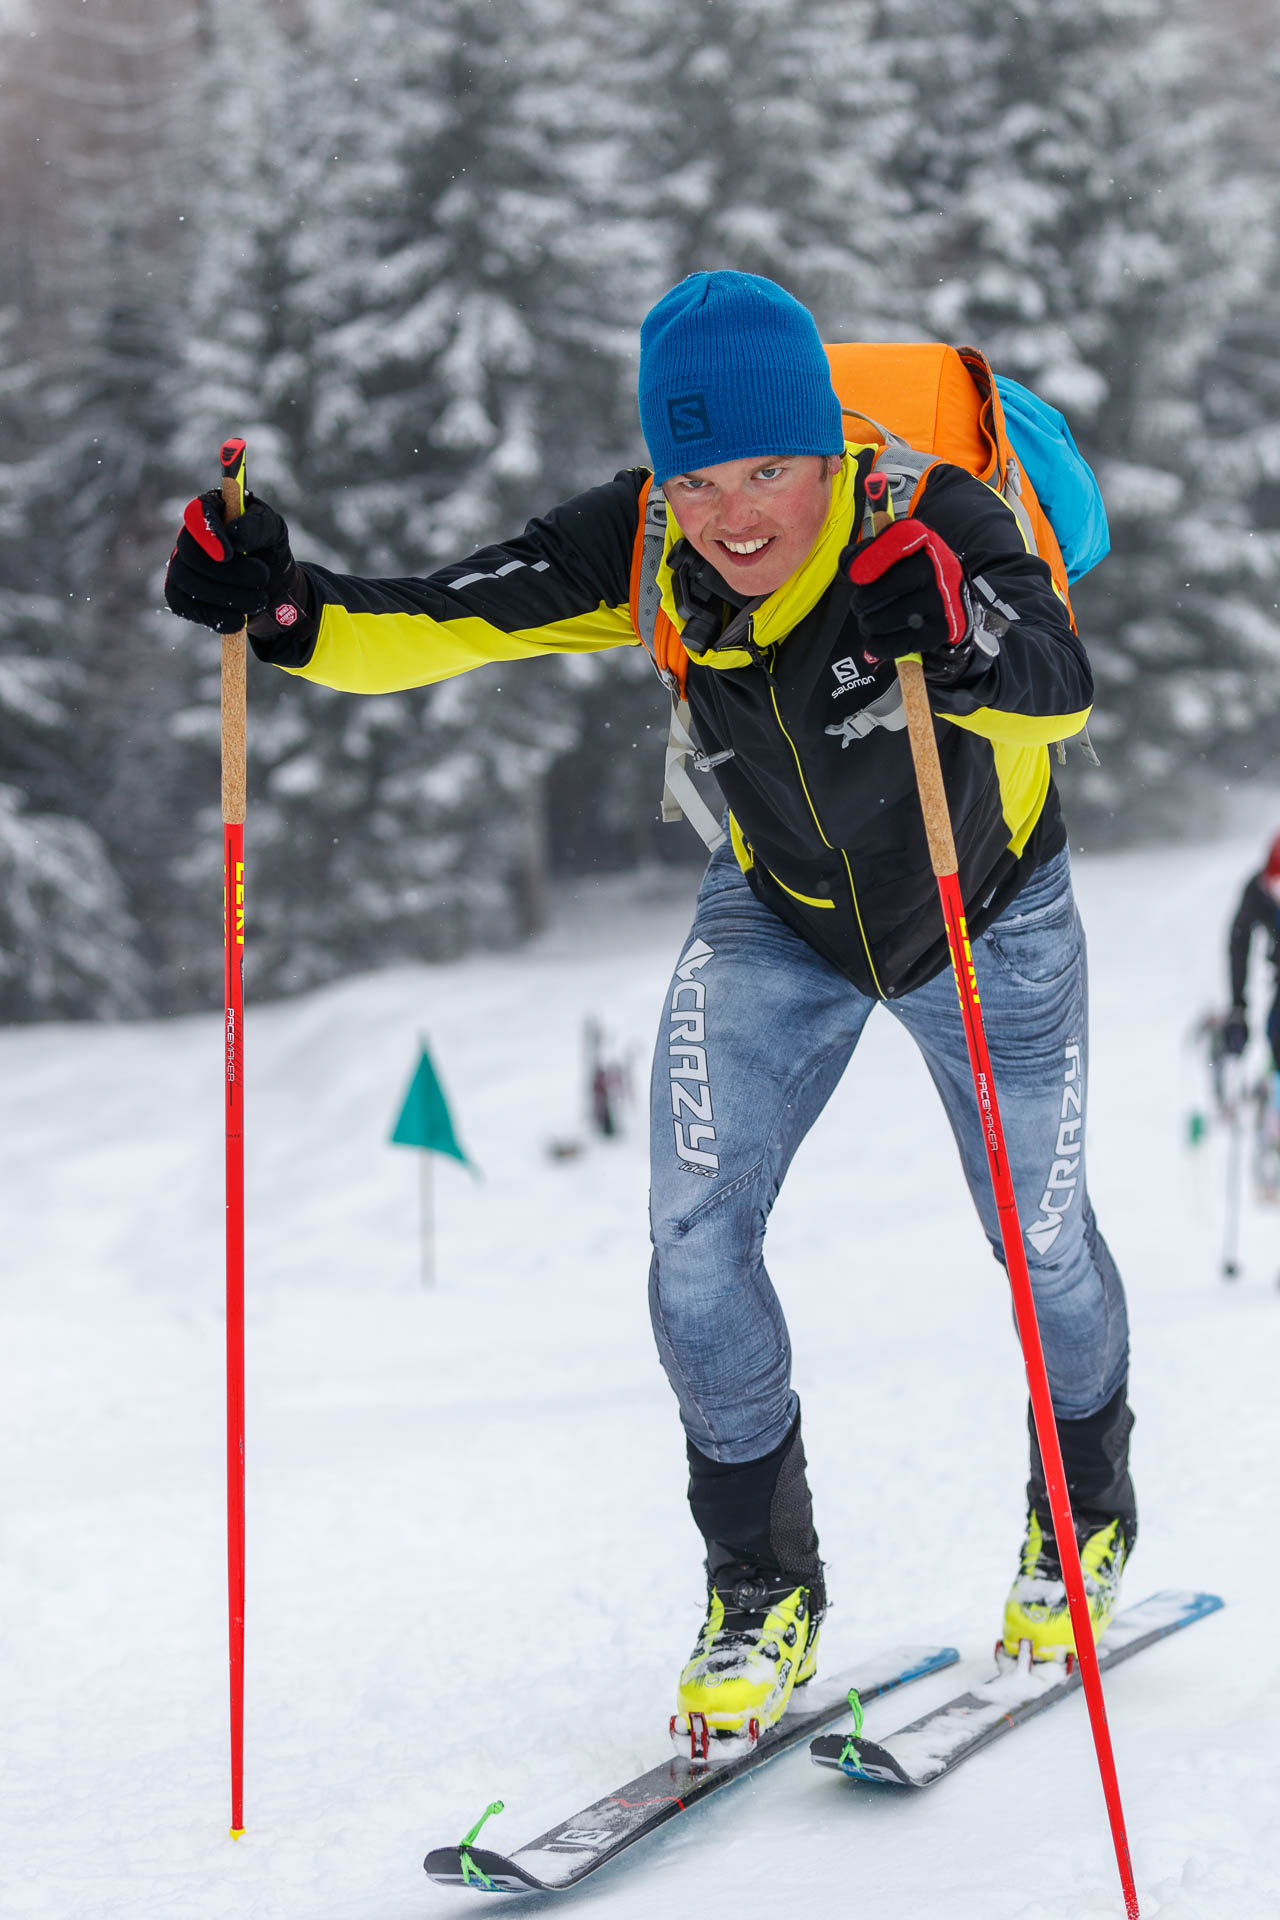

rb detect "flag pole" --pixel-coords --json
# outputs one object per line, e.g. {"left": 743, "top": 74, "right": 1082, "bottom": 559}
{"left": 219, "top": 436, "right": 248, "bottom": 1841}
{"left": 420, "top": 1147, "right": 434, "bottom": 1289}
{"left": 390, "top": 1038, "right": 472, "bottom": 1283}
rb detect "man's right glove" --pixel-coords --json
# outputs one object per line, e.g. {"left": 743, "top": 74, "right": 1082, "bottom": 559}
{"left": 1222, "top": 1007, "right": 1248, "bottom": 1056}
{"left": 843, "top": 519, "right": 976, "bottom": 682}
{"left": 164, "top": 492, "right": 307, "bottom": 635}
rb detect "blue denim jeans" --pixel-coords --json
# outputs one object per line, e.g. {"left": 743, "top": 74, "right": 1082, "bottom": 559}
{"left": 648, "top": 843, "right": 1129, "bottom": 1464}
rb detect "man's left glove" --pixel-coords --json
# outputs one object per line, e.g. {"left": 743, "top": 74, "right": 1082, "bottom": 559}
{"left": 164, "top": 491, "right": 307, "bottom": 635}
{"left": 844, "top": 520, "right": 974, "bottom": 679}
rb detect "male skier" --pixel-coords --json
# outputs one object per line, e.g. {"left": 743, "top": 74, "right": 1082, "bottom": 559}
{"left": 1222, "top": 833, "right": 1280, "bottom": 1201}
{"left": 166, "top": 270, "right": 1136, "bottom": 1748}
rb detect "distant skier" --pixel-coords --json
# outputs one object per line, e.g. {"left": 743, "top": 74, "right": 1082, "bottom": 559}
{"left": 1222, "top": 836, "right": 1280, "bottom": 1206}
{"left": 585, "top": 1016, "right": 628, "bottom": 1138}
{"left": 165, "top": 271, "right": 1136, "bottom": 1749}
{"left": 1223, "top": 834, "right": 1280, "bottom": 1072}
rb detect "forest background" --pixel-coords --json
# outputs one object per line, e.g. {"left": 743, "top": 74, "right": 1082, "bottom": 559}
{"left": 1, "top": 0, "right": 1278, "bottom": 1022}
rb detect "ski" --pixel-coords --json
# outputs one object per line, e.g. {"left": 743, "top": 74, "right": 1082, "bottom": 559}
{"left": 810, "top": 1588, "right": 1223, "bottom": 1789}
{"left": 423, "top": 1643, "right": 958, "bottom": 1894}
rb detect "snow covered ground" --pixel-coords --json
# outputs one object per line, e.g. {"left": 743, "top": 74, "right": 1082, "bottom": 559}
{"left": 4, "top": 811, "right": 1280, "bottom": 1920}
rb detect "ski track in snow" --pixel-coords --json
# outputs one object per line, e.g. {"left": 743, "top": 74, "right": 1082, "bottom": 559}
{"left": 3, "top": 819, "right": 1280, "bottom": 1919}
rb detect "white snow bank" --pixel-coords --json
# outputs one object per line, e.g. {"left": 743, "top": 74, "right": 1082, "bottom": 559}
{"left": 3, "top": 814, "right": 1279, "bottom": 1919}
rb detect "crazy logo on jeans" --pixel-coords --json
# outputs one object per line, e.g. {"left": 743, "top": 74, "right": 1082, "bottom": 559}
{"left": 1026, "top": 1040, "right": 1082, "bottom": 1254}
{"left": 668, "top": 938, "right": 719, "bottom": 1176}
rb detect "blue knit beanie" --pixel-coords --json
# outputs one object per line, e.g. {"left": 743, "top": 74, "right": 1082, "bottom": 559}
{"left": 638, "top": 271, "right": 844, "bottom": 485}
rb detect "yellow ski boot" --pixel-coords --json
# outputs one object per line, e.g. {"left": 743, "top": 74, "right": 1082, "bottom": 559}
{"left": 1001, "top": 1509, "right": 1130, "bottom": 1665}
{"left": 671, "top": 1571, "right": 821, "bottom": 1758}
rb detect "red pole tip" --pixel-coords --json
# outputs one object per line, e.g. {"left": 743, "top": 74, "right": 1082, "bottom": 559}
{"left": 220, "top": 437, "right": 247, "bottom": 473}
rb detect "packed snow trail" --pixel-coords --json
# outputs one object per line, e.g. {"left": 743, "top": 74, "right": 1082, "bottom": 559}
{"left": 3, "top": 821, "right": 1280, "bottom": 1918}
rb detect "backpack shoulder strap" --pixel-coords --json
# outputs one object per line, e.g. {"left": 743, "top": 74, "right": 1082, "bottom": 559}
{"left": 628, "top": 477, "right": 725, "bottom": 852}
{"left": 630, "top": 478, "right": 689, "bottom": 694}
{"left": 630, "top": 476, "right": 669, "bottom": 650}
{"left": 866, "top": 441, "right": 937, "bottom": 526}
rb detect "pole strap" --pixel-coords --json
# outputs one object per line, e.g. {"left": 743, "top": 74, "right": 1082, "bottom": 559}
{"left": 220, "top": 438, "right": 249, "bottom": 827}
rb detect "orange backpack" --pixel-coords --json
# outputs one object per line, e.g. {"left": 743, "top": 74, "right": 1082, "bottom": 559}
{"left": 629, "top": 342, "right": 1078, "bottom": 849}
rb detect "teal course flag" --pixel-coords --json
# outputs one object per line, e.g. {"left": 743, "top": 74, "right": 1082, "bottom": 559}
{"left": 391, "top": 1045, "right": 470, "bottom": 1165}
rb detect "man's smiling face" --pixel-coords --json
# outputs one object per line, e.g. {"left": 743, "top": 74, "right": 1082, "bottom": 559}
{"left": 663, "top": 453, "right": 839, "bottom": 598}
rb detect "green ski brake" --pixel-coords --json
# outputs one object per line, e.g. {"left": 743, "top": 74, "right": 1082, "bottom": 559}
{"left": 837, "top": 1687, "right": 865, "bottom": 1765}
{"left": 458, "top": 1799, "right": 505, "bottom": 1889}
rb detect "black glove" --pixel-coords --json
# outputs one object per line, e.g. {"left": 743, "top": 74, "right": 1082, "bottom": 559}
{"left": 844, "top": 518, "right": 975, "bottom": 679}
{"left": 164, "top": 491, "right": 306, "bottom": 634}
{"left": 1222, "top": 1008, "right": 1248, "bottom": 1056}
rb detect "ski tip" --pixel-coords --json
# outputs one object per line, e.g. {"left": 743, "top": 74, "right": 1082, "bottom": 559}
{"left": 424, "top": 1843, "right": 542, "bottom": 1894}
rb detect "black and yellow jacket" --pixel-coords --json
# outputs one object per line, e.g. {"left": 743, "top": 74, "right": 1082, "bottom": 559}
{"left": 249, "top": 448, "right": 1092, "bottom": 999}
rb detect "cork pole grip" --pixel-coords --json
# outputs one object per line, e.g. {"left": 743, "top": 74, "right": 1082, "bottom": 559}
{"left": 896, "top": 656, "right": 958, "bottom": 878}
{"left": 220, "top": 463, "right": 247, "bottom": 827}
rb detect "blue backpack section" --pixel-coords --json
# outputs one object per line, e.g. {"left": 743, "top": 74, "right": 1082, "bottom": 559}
{"left": 994, "top": 375, "right": 1110, "bottom": 584}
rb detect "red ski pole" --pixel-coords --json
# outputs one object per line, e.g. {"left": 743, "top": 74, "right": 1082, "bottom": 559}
{"left": 220, "top": 436, "right": 248, "bottom": 1839}
{"left": 873, "top": 482, "right": 1139, "bottom": 1918}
